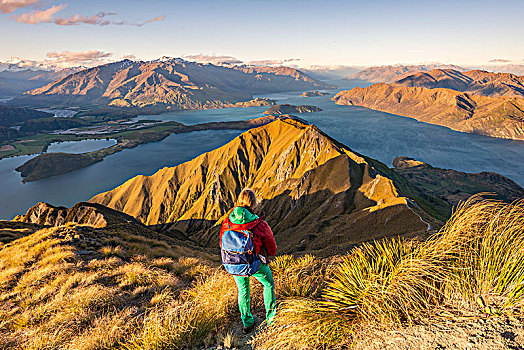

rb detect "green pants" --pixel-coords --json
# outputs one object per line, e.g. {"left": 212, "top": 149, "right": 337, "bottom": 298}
{"left": 233, "top": 263, "right": 276, "bottom": 327}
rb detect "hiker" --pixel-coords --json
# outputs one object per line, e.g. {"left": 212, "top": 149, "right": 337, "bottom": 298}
{"left": 219, "top": 188, "right": 277, "bottom": 334}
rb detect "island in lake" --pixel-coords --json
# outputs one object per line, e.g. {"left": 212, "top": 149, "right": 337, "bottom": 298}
{"left": 263, "top": 104, "right": 322, "bottom": 115}
{"left": 301, "top": 90, "right": 330, "bottom": 97}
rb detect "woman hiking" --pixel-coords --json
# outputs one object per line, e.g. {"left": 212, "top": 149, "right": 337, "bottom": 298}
{"left": 219, "top": 188, "right": 277, "bottom": 334}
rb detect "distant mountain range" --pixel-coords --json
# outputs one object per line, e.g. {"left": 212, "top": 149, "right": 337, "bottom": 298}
{"left": 9, "top": 58, "right": 330, "bottom": 111}
{"left": 347, "top": 64, "right": 467, "bottom": 83}
{"left": 395, "top": 69, "right": 524, "bottom": 98}
{"left": 0, "top": 67, "right": 82, "bottom": 98}
{"left": 348, "top": 64, "right": 524, "bottom": 83}
{"left": 300, "top": 65, "right": 364, "bottom": 80}
{"left": 333, "top": 83, "right": 524, "bottom": 140}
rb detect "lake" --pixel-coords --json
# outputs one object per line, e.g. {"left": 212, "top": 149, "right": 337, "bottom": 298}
{"left": 46, "top": 139, "right": 117, "bottom": 154}
{"left": 1, "top": 80, "right": 523, "bottom": 220}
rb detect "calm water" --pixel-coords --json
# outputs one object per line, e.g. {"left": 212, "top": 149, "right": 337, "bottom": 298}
{"left": 1, "top": 80, "right": 523, "bottom": 219}
{"left": 47, "top": 139, "right": 117, "bottom": 154}
{"left": 0, "top": 130, "right": 242, "bottom": 219}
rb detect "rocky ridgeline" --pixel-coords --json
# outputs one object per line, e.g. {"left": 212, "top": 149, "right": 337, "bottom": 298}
{"left": 90, "top": 118, "right": 438, "bottom": 255}
{"left": 13, "top": 202, "right": 140, "bottom": 228}
{"left": 394, "top": 69, "right": 524, "bottom": 98}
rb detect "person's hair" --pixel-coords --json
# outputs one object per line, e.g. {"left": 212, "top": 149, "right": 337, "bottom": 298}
{"left": 236, "top": 188, "right": 257, "bottom": 210}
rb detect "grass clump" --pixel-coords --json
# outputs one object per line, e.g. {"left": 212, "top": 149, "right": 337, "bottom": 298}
{"left": 437, "top": 198, "right": 524, "bottom": 314}
{"left": 123, "top": 268, "right": 237, "bottom": 350}
{"left": 254, "top": 197, "right": 524, "bottom": 349}
{"left": 0, "top": 224, "right": 216, "bottom": 350}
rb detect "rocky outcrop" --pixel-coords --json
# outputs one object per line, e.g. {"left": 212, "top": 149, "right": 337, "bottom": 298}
{"left": 91, "top": 118, "right": 437, "bottom": 255}
{"left": 394, "top": 69, "right": 524, "bottom": 98}
{"left": 13, "top": 202, "right": 142, "bottom": 228}
{"left": 393, "top": 156, "right": 524, "bottom": 207}
{"left": 333, "top": 83, "right": 524, "bottom": 140}
{"left": 263, "top": 104, "right": 322, "bottom": 115}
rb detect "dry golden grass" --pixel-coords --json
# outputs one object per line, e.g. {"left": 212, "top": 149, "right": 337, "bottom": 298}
{"left": 2, "top": 197, "right": 524, "bottom": 350}
{"left": 0, "top": 224, "right": 215, "bottom": 350}
{"left": 253, "top": 197, "right": 524, "bottom": 349}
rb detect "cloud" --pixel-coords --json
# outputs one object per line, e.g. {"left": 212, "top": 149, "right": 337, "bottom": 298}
{"left": 14, "top": 4, "right": 65, "bottom": 24}
{"left": 489, "top": 58, "right": 511, "bottom": 63}
{"left": 53, "top": 11, "right": 118, "bottom": 26}
{"left": 122, "top": 54, "right": 137, "bottom": 60}
{"left": 183, "top": 54, "right": 244, "bottom": 65}
{"left": 182, "top": 54, "right": 301, "bottom": 67}
{"left": 9, "top": 2, "right": 165, "bottom": 26}
{"left": 247, "top": 58, "right": 301, "bottom": 66}
{"left": 131, "top": 16, "right": 165, "bottom": 26}
{"left": 0, "top": 0, "right": 40, "bottom": 14}
{"left": 45, "top": 50, "right": 113, "bottom": 66}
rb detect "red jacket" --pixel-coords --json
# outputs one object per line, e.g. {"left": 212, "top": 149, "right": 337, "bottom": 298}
{"left": 219, "top": 216, "right": 277, "bottom": 257}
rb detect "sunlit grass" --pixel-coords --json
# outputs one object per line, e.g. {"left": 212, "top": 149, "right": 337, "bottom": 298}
{"left": 254, "top": 197, "right": 524, "bottom": 349}
{"left": 1, "top": 197, "right": 524, "bottom": 349}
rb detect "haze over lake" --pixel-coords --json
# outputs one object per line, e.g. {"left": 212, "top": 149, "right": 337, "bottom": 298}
{"left": 1, "top": 81, "right": 523, "bottom": 220}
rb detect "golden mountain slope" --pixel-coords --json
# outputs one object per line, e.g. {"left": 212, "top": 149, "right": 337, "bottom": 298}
{"left": 91, "top": 119, "right": 434, "bottom": 255}
{"left": 395, "top": 69, "right": 524, "bottom": 98}
{"left": 333, "top": 83, "right": 524, "bottom": 140}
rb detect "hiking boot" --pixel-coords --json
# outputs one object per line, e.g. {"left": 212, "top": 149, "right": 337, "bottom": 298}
{"left": 242, "top": 316, "right": 258, "bottom": 334}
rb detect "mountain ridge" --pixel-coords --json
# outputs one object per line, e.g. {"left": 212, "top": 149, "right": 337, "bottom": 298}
{"left": 89, "top": 118, "right": 439, "bottom": 255}
{"left": 394, "top": 69, "right": 524, "bottom": 98}
{"left": 332, "top": 83, "right": 524, "bottom": 140}
{"left": 9, "top": 59, "right": 330, "bottom": 111}
{"left": 347, "top": 64, "right": 466, "bottom": 83}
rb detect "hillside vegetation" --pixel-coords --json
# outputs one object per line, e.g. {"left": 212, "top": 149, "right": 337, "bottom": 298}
{"left": 1, "top": 197, "right": 524, "bottom": 349}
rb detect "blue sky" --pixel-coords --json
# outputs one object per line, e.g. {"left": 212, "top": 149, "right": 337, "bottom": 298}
{"left": 1, "top": 0, "right": 523, "bottom": 67}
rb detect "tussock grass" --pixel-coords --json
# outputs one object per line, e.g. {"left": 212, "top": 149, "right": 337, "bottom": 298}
{"left": 123, "top": 268, "right": 237, "bottom": 350}
{"left": 254, "top": 197, "right": 524, "bottom": 349}
{"left": 2, "top": 197, "right": 524, "bottom": 349}
{"left": 0, "top": 225, "right": 215, "bottom": 350}
{"left": 436, "top": 198, "right": 524, "bottom": 314}
{"left": 271, "top": 254, "right": 328, "bottom": 299}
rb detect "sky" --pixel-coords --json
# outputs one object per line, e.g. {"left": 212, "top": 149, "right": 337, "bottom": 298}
{"left": 1, "top": 0, "right": 523, "bottom": 68}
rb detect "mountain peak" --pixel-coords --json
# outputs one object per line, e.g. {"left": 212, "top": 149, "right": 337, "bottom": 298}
{"left": 91, "top": 119, "right": 433, "bottom": 255}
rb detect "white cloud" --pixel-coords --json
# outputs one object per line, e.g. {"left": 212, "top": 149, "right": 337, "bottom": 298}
{"left": 0, "top": 0, "right": 40, "bottom": 14}
{"left": 247, "top": 58, "right": 301, "bottom": 66}
{"left": 45, "top": 50, "right": 113, "bottom": 66}
{"left": 183, "top": 54, "right": 244, "bottom": 65}
{"left": 9, "top": 2, "right": 165, "bottom": 26}
{"left": 488, "top": 58, "right": 511, "bottom": 63}
{"left": 14, "top": 4, "right": 65, "bottom": 24}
